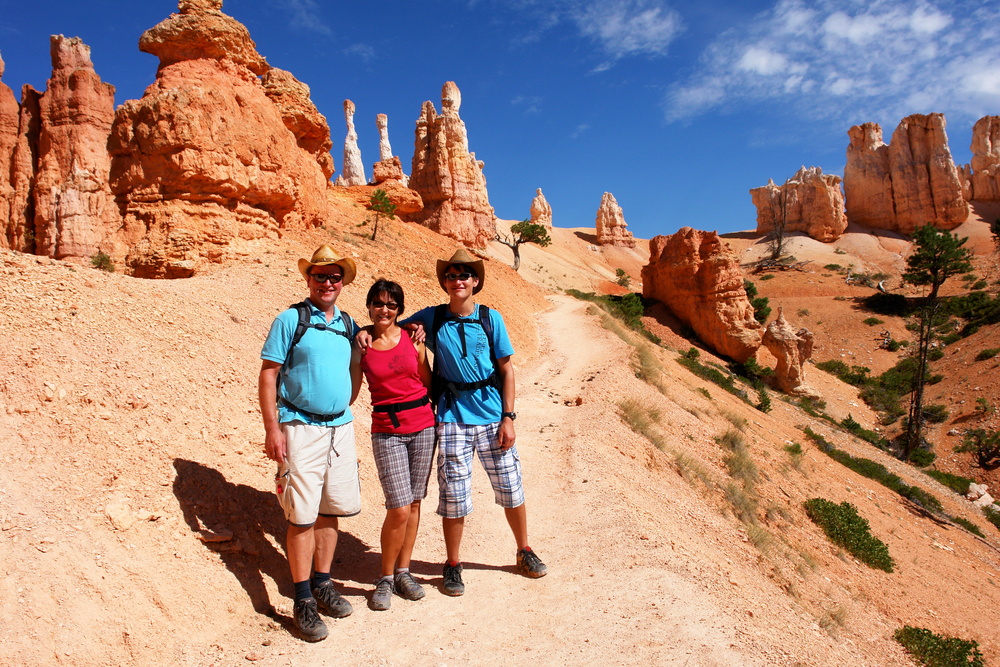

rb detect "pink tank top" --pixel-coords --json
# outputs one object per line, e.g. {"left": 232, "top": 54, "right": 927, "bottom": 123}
{"left": 360, "top": 332, "right": 435, "bottom": 433}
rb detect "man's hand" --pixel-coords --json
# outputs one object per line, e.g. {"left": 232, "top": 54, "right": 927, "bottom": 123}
{"left": 264, "top": 426, "right": 287, "bottom": 462}
{"left": 402, "top": 322, "right": 426, "bottom": 345}
{"left": 497, "top": 417, "right": 516, "bottom": 451}
{"left": 354, "top": 327, "right": 373, "bottom": 350}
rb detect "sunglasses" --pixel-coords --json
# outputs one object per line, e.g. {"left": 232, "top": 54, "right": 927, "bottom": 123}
{"left": 309, "top": 272, "right": 344, "bottom": 284}
{"left": 370, "top": 300, "right": 399, "bottom": 311}
{"left": 444, "top": 272, "right": 474, "bottom": 281}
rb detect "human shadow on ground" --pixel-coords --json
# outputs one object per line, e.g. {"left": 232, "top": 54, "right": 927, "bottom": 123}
{"left": 172, "top": 459, "right": 379, "bottom": 625}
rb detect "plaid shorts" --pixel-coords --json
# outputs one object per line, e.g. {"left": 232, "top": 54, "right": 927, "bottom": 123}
{"left": 371, "top": 426, "right": 436, "bottom": 510}
{"left": 436, "top": 422, "right": 524, "bottom": 519}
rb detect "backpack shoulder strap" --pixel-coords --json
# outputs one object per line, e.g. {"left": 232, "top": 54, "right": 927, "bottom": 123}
{"left": 284, "top": 301, "right": 313, "bottom": 371}
{"left": 477, "top": 304, "right": 497, "bottom": 367}
{"left": 430, "top": 304, "right": 448, "bottom": 346}
{"left": 339, "top": 310, "right": 353, "bottom": 339}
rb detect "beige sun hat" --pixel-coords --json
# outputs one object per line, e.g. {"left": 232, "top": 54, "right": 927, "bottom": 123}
{"left": 436, "top": 248, "right": 485, "bottom": 294}
{"left": 298, "top": 244, "right": 357, "bottom": 285}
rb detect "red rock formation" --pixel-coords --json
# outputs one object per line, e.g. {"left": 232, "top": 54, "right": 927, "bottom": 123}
{"left": 7, "top": 86, "right": 41, "bottom": 253}
{"left": 0, "top": 56, "right": 20, "bottom": 249}
{"left": 595, "top": 192, "right": 636, "bottom": 247}
{"left": 334, "top": 99, "right": 365, "bottom": 187}
{"left": 408, "top": 81, "right": 495, "bottom": 248}
{"left": 109, "top": 0, "right": 333, "bottom": 277}
{"left": 32, "top": 35, "right": 118, "bottom": 261}
{"left": 641, "top": 227, "right": 761, "bottom": 362}
{"left": 762, "top": 307, "right": 817, "bottom": 397}
{"left": 844, "top": 122, "right": 895, "bottom": 229}
{"left": 888, "top": 113, "right": 967, "bottom": 233}
{"left": 750, "top": 166, "right": 846, "bottom": 242}
{"left": 371, "top": 113, "right": 408, "bottom": 185}
{"left": 261, "top": 68, "right": 334, "bottom": 179}
{"left": 530, "top": 188, "right": 552, "bottom": 227}
{"left": 968, "top": 116, "right": 1000, "bottom": 200}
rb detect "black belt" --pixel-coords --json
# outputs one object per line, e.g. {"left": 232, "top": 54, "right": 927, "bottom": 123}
{"left": 279, "top": 397, "right": 346, "bottom": 423}
{"left": 372, "top": 394, "right": 431, "bottom": 428}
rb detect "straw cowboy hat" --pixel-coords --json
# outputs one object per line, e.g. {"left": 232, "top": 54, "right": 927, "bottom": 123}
{"left": 436, "top": 248, "right": 485, "bottom": 294}
{"left": 298, "top": 244, "right": 357, "bottom": 285}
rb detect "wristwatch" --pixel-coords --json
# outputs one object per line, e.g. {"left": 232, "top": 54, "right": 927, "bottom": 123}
{"left": 501, "top": 411, "right": 517, "bottom": 421}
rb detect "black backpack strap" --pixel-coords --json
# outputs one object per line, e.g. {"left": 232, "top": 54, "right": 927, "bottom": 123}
{"left": 431, "top": 304, "right": 501, "bottom": 412}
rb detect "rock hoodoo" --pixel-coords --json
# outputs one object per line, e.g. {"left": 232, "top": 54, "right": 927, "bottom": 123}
{"left": 641, "top": 227, "right": 761, "bottom": 362}
{"left": 371, "top": 113, "right": 407, "bottom": 185}
{"left": 32, "top": 35, "right": 118, "bottom": 261}
{"left": 109, "top": 0, "right": 334, "bottom": 277}
{"left": 7, "top": 86, "right": 41, "bottom": 253}
{"left": 967, "top": 116, "right": 1000, "bottom": 201}
{"left": 844, "top": 122, "right": 896, "bottom": 229}
{"left": 0, "top": 55, "right": 20, "bottom": 249}
{"left": 750, "top": 166, "right": 846, "bottom": 242}
{"left": 844, "top": 114, "right": 967, "bottom": 234}
{"left": 761, "top": 307, "right": 817, "bottom": 397}
{"left": 595, "top": 192, "right": 635, "bottom": 247}
{"left": 334, "top": 99, "right": 366, "bottom": 187}
{"left": 408, "top": 81, "right": 495, "bottom": 248}
{"left": 529, "top": 188, "right": 552, "bottom": 227}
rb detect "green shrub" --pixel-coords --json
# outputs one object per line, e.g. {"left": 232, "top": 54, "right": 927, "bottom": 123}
{"left": 984, "top": 505, "right": 1000, "bottom": 533}
{"left": 684, "top": 347, "right": 700, "bottom": 360}
{"left": 921, "top": 404, "right": 949, "bottom": 424}
{"left": 972, "top": 280, "right": 988, "bottom": 290}
{"left": 815, "top": 360, "right": 871, "bottom": 386}
{"left": 863, "top": 317, "right": 884, "bottom": 326}
{"left": 824, "top": 263, "right": 844, "bottom": 271}
{"left": 759, "top": 273, "right": 775, "bottom": 281}
{"left": 804, "top": 498, "right": 894, "bottom": 572}
{"left": 923, "top": 470, "right": 973, "bottom": 495}
{"left": 974, "top": 348, "right": 1000, "bottom": 361}
{"left": 784, "top": 442, "right": 803, "bottom": 456}
{"left": 90, "top": 251, "right": 115, "bottom": 272}
{"left": 951, "top": 516, "right": 984, "bottom": 538}
{"left": 908, "top": 448, "right": 936, "bottom": 467}
{"left": 956, "top": 429, "right": 1000, "bottom": 468}
{"left": 863, "top": 292, "right": 911, "bottom": 316}
{"left": 893, "top": 625, "right": 984, "bottom": 667}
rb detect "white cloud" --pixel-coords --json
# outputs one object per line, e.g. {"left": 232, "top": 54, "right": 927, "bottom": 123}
{"left": 343, "top": 44, "right": 375, "bottom": 63}
{"left": 286, "top": 0, "right": 332, "bottom": 35}
{"left": 570, "top": 123, "right": 591, "bottom": 138}
{"left": 571, "top": 1, "right": 683, "bottom": 59}
{"left": 665, "top": 0, "right": 1000, "bottom": 127}
{"left": 512, "top": 95, "right": 544, "bottom": 114}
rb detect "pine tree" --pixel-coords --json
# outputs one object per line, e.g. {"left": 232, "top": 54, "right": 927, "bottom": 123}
{"left": 495, "top": 219, "right": 552, "bottom": 270}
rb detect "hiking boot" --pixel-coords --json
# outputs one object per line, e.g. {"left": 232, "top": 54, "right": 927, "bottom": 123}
{"left": 370, "top": 578, "right": 394, "bottom": 611}
{"left": 312, "top": 579, "right": 353, "bottom": 618}
{"left": 293, "top": 598, "right": 328, "bottom": 642}
{"left": 516, "top": 548, "right": 548, "bottom": 578}
{"left": 441, "top": 562, "right": 465, "bottom": 596}
{"left": 394, "top": 571, "right": 426, "bottom": 601}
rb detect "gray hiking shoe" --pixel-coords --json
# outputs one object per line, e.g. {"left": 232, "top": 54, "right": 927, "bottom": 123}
{"left": 516, "top": 548, "right": 548, "bottom": 578}
{"left": 441, "top": 563, "right": 465, "bottom": 596}
{"left": 293, "top": 598, "right": 328, "bottom": 642}
{"left": 312, "top": 579, "right": 353, "bottom": 618}
{"left": 394, "top": 571, "right": 426, "bottom": 601}
{"left": 370, "top": 577, "right": 394, "bottom": 611}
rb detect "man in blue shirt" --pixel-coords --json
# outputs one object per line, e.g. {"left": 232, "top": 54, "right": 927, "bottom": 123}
{"left": 258, "top": 244, "right": 360, "bottom": 641}
{"left": 403, "top": 248, "right": 547, "bottom": 596}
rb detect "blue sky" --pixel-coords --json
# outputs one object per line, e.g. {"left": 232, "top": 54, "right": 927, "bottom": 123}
{"left": 2, "top": 0, "right": 998, "bottom": 240}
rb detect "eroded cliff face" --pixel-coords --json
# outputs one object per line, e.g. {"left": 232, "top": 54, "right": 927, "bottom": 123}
{"left": 595, "top": 192, "right": 636, "bottom": 247}
{"left": 750, "top": 166, "right": 846, "bottom": 243}
{"left": 109, "top": 0, "right": 334, "bottom": 277}
{"left": 844, "top": 114, "right": 967, "bottom": 234}
{"left": 31, "top": 36, "right": 119, "bottom": 261}
{"left": 968, "top": 116, "right": 1000, "bottom": 201}
{"left": 762, "top": 307, "right": 817, "bottom": 397}
{"left": 641, "top": 227, "right": 761, "bottom": 363}
{"left": 408, "top": 81, "right": 495, "bottom": 248}
{"left": 0, "top": 56, "right": 20, "bottom": 249}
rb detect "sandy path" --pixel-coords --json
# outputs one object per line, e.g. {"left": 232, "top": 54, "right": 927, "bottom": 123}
{"left": 274, "top": 295, "right": 755, "bottom": 665}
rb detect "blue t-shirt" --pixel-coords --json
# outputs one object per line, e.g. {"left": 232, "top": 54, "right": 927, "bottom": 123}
{"left": 261, "top": 301, "right": 357, "bottom": 426}
{"left": 404, "top": 304, "right": 514, "bottom": 425}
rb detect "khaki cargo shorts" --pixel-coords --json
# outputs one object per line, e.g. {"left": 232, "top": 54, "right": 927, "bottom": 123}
{"left": 275, "top": 421, "right": 361, "bottom": 526}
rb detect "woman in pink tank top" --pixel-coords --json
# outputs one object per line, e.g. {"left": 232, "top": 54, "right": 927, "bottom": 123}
{"left": 350, "top": 279, "right": 435, "bottom": 611}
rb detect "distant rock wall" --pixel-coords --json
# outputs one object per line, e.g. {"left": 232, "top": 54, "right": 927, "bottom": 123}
{"left": 595, "top": 192, "right": 635, "bottom": 247}
{"left": 844, "top": 113, "right": 967, "bottom": 234}
{"left": 408, "top": 81, "right": 495, "bottom": 248}
{"left": 750, "top": 166, "right": 846, "bottom": 242}
{"left": 641, "top": 227, "right": 761, "bottom": 362}
{"left": 0, "top": 56, "right": 20, "bottom": 249}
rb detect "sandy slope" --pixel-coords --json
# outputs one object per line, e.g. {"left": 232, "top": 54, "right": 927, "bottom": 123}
{"left": 3, "top": 212, "right": 1000, "bottom": 665}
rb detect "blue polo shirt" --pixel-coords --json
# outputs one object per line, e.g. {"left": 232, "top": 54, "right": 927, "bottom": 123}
{"left": 261, "top": 301, "right": 357, "bottom": 426}
{"left": 404, "top": 304, "right": 514, "bottom": 425}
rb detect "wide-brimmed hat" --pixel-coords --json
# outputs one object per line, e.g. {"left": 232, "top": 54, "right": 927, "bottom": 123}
{"left": 436, "top": 248, "right": 485, "bottom": 294}
{"left": 298, "top": 245, "right": 357, "bottom": 285}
